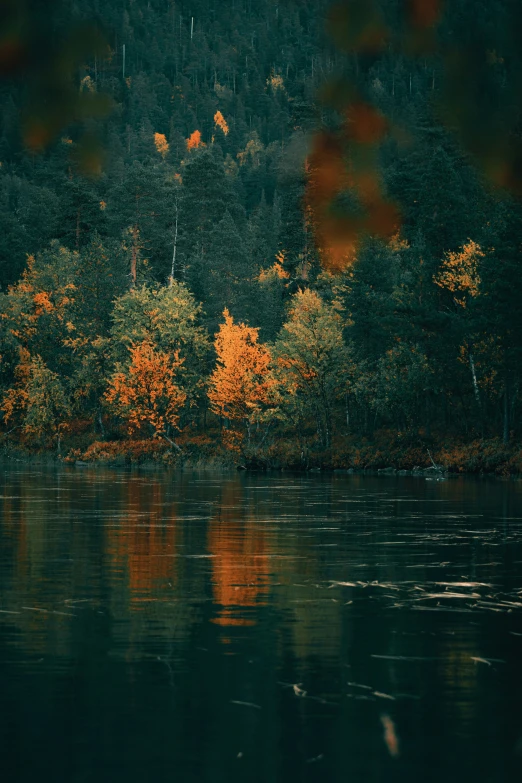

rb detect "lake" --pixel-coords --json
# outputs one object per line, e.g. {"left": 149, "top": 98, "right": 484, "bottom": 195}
{"left": 1, "top": 467, "right": 522, "bottom": 782}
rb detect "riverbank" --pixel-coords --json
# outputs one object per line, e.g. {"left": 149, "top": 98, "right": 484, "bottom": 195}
{"left": 3, "top": 430, "right": 522, "bottom": 476}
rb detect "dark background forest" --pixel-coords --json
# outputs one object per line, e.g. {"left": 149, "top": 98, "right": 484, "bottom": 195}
{"left": 2, "top": 0, "right": 522, "bottom": 471}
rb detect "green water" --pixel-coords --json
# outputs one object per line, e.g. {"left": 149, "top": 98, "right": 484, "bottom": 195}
{"left": 1, "top": 467, "right": 522, "bottom": 782}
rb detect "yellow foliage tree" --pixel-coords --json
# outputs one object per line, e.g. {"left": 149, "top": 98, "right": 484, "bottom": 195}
{"left": 4, "top": 247, "right": 77, "bottom": 349}
{"left": 154, "top": 132, "right": 169, "bottom": 158}
{"left": 106, "top": 340, "right": 186, "bottom": 450}
{"left": 237, "top": 134, "right": 264, "bottom": 167}
{"left": 186, "top": 129, "right": 205, "bottom": 151}
{"left": 434, "top": 239, "right": 483, "bottom": 307}
{"left": 434, "top": 239, "right": 485, "bottom": 406}
{"left": 1, "top": 347, "right": 31, "bottom": 427}
{"left": 208, "top": 310, "right": 279, "bottom": 452}
{"left": 258, "top": 260, "right": 290, "bottom": 282}
{"left": 2, "top": 351, "right": 70, "bottom": 451}
{"left": 274, "top": 289, "right": 348, "bottom": 449}
{"left": 266, "top": 70, "right": 285, "bottom": 92}
{"left": 214, "top": 110, "right": 229, "bottom": 136}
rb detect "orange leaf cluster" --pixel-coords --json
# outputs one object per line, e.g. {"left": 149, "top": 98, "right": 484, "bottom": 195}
{"left": 237, "top": 135, "right": 263, "bottom": 167}
{"left": 208, "top": 310, "right": 277, "bottom": 426}
{"left": 1, "top": 348, "right": 31, "bottom": 424}
{"left": 214, "top": 110, "right": 229, "bottom": 136}
{"left": 266, "top": 70, "right": 285, "bottom": 92}
{"left": 33, "top": 291, "right": 54, "bottom": 316}
{"left": 106, "top": 341, "right": 186, "bottom": 438}
{"left": 186, "top": 129, "right": 205, "bottom": 151}
{"left": 258, "top": 260, "right": 290, "bottom": 282}
{"left": 434, "top": 240, "right": 483, "bottom": 307}
{"left": 154, "top": 132, "right": 169, "bottom": 158}
{"left": 305, "top": 129, "right": 399, "bottom": 272}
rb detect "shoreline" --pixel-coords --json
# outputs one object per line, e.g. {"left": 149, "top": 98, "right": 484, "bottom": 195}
{"left": 3, "top": 435, "right": 522, "bottom": 477}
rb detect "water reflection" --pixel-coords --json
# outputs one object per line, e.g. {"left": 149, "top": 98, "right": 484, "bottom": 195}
{"left": 1, "top": 468, "right": 522, "bottom": 782}
{"left": 106, "top": 478, "right": 179, "bottom": 608}
{"left": 208, "top": 481, "right": 270, "bottom": 630}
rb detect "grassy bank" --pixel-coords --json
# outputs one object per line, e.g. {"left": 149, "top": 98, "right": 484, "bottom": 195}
{"left": 3, "top": 427, "right": 522, "bottom": 476}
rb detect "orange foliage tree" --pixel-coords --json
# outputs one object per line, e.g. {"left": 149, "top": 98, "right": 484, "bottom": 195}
{"left": 1, "top": 348, "right": 32, "bottom": 428}
{"left": 106, "top": 340, "right": 186, "bottom": 450}
{"left": 208, "top": 310, "right": 279, "bottom": 453}
{"left": 434, "top": 239, "right": 483, "bottom": 307}
{"left": 3, "top": 244, "right": 77, "bottom": 354}
{"left": 186, "top": 129, "right": 205, "bottom": 151}
{"left": 154, "top": 132, "right": 169, "bottom": 158}
{"left": 434, "top": 239, "right": 485, "bottom": 406}
{"left": 214, "top": 110, "right": 229, "bottom": 136}
{"left": 274, "top": 289, "right": 349, "bottom": 449}
{"left": 2, "top": 350, "right": 70, "bottom": 450}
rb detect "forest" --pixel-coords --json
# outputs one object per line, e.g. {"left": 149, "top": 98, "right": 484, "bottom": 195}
{"left": 1, "top": 0, "right": 522, "bottom": 472}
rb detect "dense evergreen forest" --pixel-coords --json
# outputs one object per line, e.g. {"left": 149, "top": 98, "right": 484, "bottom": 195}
{"left": 2, "top": 0, "right": 522, "bottom": 471}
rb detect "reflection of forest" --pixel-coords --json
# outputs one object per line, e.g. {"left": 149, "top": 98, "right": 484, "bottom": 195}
{"left": 1, "top": 468, "right": 520, "bottom": 672}
{"left": 2, "top": 469, "right": 522, "bottom": 783}
{"left": 0, "top": 470, "right": 349, "bottom": 661}
{"left": 208, "top": 481, "right": 270, "bottom": 628}
{"left": 106, "top": 478, "right": 178, "bottom": 604}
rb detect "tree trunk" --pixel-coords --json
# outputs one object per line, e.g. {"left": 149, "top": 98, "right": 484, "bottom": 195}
{"left": 76, "top": 208, "right": 81, "bottom": 249}
{"left": 425, "top": 393, "right": 431, "bottom": 438}
{"left": 503, "top": 382, "right": 510, "bottom": 444}
{"left": 97, "top": 410, "right": 105, "bottom": 439}
{"left": 160, "top": 432, "right": 182, "bottom": 453}
{"left": 169, "top": 202, "right": 179, "bottom": 286}
{"left": 468, "top": 348, "right": 480, "bottom": 406}
{"left": 324, "top": 405, "right": 331, "bottom": 449}
{"left": 130, "top": 225, "right": 138, "bottom": 288}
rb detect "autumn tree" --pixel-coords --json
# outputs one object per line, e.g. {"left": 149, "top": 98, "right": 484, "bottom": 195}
{"left": 1, "top": 348, "right": 32, "bottom": 433}
{"left": 154, "top": 132, "right": 169, "bottom": 158}
{"left": 434, "top": 239, "right": 485, "bottom": 409}
{"left": 2, "top": 242, "right": 78, "bottom": 378}
{"left": 186, "top": 130, "right": 205, "bottom": 151}
{"left": 208, "top": 310, "right": 279, "bottom": 453}
{"left": 106, "top": 340, "right": 186, "bottom": 450}
{"left": 2, "top": 353, "right": 70, "bottom": 452}
{"left": 110, "top": 283, "right": 210, "bottom": 419}
{"left": 214, "top": 111, "right": 229, "bottom": 137}
{"left": 274, "top": 289, "right": 348, "bottom": 449}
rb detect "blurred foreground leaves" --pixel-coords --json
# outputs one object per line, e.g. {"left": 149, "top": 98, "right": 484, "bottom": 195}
{"left": 314, "top": 0, "right": 522, "bottom": 269}
{"left": 2, "top": 0, "right": 522, "bottom": 254}
{"left": 0, "top": 0, "right": 112, "bottom": 175}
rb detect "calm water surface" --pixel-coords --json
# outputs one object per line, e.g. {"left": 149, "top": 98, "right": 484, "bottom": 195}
{"left": 1, "top": 467, "right": 522, "bottom": 782}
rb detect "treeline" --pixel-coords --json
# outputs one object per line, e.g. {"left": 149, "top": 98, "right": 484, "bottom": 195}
{"left": 1, "top": 207, "right": 521, "bottom": 461}
{"left": 1, "top": 0, "right": 522, "bottom": 462}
